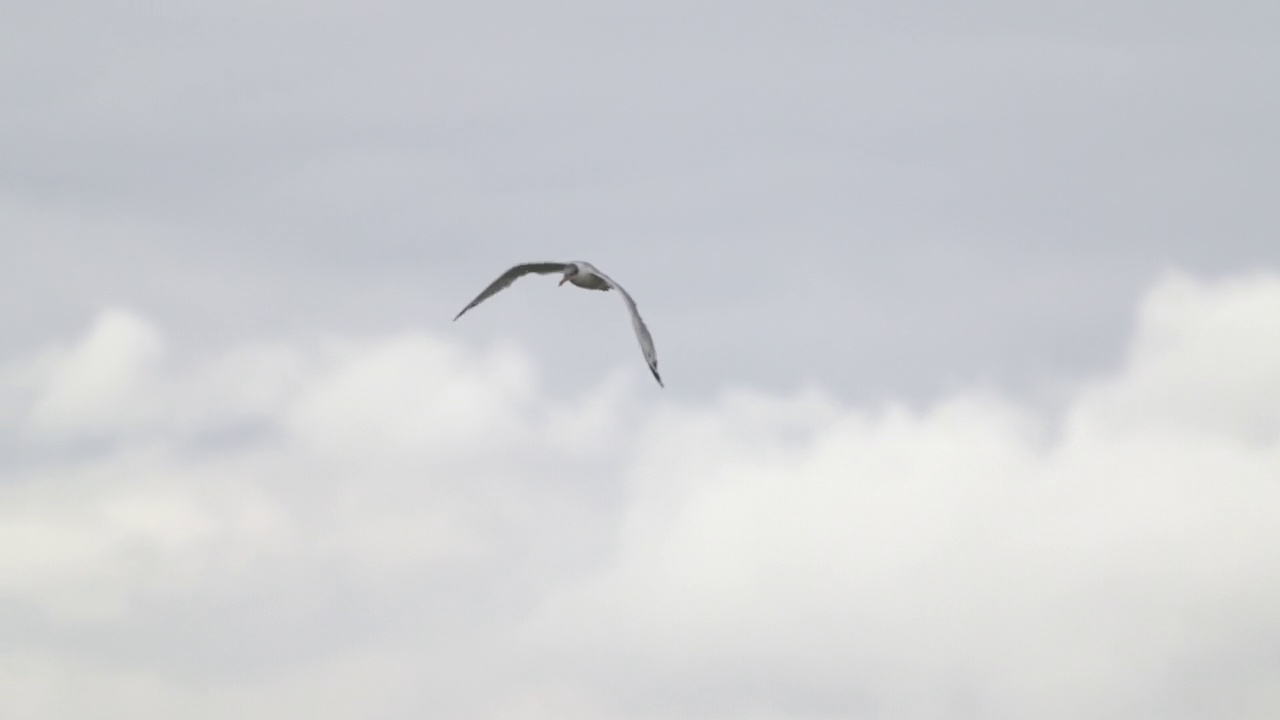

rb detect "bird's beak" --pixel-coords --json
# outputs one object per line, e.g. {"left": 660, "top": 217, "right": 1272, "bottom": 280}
{"left": 558, "top": 277, "right": 569, "bottom": 286}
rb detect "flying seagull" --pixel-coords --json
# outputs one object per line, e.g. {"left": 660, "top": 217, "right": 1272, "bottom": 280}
{"left": 453, "top": 261, "right": 663, "bottom": 387}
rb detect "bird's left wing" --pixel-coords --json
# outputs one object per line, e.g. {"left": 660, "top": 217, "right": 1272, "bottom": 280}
{"left": 596, "top": 272, "right": 663, "bottom": 387}
{"left": 453, "top": 262, "right": 567, "bottom": 321}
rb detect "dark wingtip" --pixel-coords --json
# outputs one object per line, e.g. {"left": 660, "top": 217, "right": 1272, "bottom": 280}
{"left": 650, "top": 365, "right": 663, "bottom": 388}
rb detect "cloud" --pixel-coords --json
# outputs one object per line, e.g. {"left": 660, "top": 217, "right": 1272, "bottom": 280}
{"left": 1072, "top": 270, "right": 1280, "bottom": 444}
{"left": 25, "top": 308, "right": 164, "bottom": 436}
{"left": 2, "top": 270, "right": 1279, "bottom": 719}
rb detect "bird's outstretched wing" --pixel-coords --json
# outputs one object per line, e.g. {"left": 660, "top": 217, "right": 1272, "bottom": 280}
{"left": 453, "top": 262, "right": 568, "bottom": 321}
{"left": 596, "top": 271, "right": 663, "bottom": 387}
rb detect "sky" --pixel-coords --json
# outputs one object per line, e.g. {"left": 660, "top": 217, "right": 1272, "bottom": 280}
{"left": 2, "top": 2, "right": 1279, "bottom": 718}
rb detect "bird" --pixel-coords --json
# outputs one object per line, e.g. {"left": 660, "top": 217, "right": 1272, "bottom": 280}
{"left": 453, "top": 261, "right": 663, "bottom": 387}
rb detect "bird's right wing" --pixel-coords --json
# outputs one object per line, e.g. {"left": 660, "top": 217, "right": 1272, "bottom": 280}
{"left": 453, "top": 262, "right": 567, "bottom": 321}
{"left": 595, "top": 271, "right": 663, "bottom": 388}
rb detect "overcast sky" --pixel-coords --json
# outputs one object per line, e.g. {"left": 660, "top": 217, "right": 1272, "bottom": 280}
{"left": 3, "top": 2, "right": 1279, "bottom": 718}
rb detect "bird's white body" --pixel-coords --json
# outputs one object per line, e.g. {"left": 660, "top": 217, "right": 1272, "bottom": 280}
{"left": 563, "top": 262, "right": 612, "bottom": 291}
{"left": 453, "top": 260, "right": 663, "bottom": 387}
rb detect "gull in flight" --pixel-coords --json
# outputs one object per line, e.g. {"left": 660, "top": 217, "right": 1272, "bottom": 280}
{"left": 453, "top": 261, "right": 663, "bottom": 387}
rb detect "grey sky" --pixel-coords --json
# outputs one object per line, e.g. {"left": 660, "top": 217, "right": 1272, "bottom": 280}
{"left": 2, "top": 2, "right": 1279, "bottom": 719}
{"left": 5, "top": 0, "right": 1278, "bottom": 402}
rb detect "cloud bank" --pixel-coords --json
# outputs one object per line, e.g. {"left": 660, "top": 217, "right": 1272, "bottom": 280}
{"left": 2, "top": 269, "right": 1278, "bottom": 719}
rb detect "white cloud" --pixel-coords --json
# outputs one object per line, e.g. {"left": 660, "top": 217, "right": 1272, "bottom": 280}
{"left": 2, "top": 271, "right": 1279, "bottom": 719}
{"left": 26, "top": 308, "right": 164, "bottom": 436}
{"left": 1071, "top": 269, "right": 1280, "bottom": 444}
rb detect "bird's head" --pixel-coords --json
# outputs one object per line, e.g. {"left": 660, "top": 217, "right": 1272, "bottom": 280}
{"left": 558, "top": 263, "right": 580, "bottom": 286}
